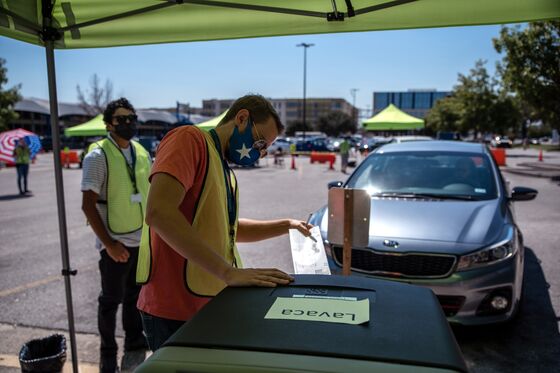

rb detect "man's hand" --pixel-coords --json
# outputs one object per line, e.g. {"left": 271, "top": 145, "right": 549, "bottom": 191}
{"left": 289, "top": 219, "right": 313, "bottom": 238}
{"left": 105, "top": 241, "right": 130, "bottom": 263}
{"left": 224, "top": 267, "right": 294, "bottom": 287}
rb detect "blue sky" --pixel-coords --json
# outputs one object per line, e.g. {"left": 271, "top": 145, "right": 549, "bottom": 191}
{"left": 0, "top": 24, "right": 513, "bottom": 113}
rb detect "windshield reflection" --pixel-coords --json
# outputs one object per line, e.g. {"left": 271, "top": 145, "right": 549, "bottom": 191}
{"left": 346, "top": 151, "right": 498, "bottom": 200}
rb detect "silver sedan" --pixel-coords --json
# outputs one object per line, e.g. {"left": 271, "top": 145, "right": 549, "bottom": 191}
{"left": 311, "top": 141, "right": 538, "bottom": 325}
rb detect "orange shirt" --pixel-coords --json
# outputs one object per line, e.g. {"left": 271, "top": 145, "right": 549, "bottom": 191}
{"left": 137, "top": 126, "right": 211, "bottom": 321}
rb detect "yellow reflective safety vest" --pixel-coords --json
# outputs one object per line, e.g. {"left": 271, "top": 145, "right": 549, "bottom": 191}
{"left": 91, "top": 138, "right": 151, "bottom": 234}
{"left": 137, "top": 129, "right": 242, "bottom": 297}
{"left": 14, "top": 146, "right": 30, "bottom": 164}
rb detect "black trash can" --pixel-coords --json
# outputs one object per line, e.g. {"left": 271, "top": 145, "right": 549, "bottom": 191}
{"left": 19, "top": 334, "right": 67, "bottom": 373}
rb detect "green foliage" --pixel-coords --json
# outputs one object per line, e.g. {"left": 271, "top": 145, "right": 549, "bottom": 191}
{"left": 285, "top": 120, "right": 313, "bottom": 136}
{"left": 426, "top": 95, "right": 462, "bottom": 132}
{"left": 0, "top": 58, "right": 22, "bottom": 132}
{"left": 493, "top": 21, "right": 560, "bottom": 129}
{"left": 315, "top": 111, "right": 356, "bottom": 137}
{"left": 426, "top": 60, "right": 521, "bottom": 136}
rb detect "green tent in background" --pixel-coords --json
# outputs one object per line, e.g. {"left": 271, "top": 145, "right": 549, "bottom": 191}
{"left": 363, "top": 104, "right": 424, "bottom": 131}
{"left": 195, "top": 111, "right": 228, "bottom": 132}
{"left": 64, "top": 114, "right": 107, "bottom": 137}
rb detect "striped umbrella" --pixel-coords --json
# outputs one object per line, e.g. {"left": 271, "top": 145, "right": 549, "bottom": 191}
{"left": 0, "top": 129, "right": 42, "bottom": 166}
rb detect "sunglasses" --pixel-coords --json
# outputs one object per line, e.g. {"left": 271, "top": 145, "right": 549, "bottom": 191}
{"left": 113, "top": 114, "right": 138, "bottom": 125}
{"left": 251, "top": 117, "right": 269, "bottom": 152}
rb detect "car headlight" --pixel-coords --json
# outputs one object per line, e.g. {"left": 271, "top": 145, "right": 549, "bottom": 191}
{"left": 456, "top": 229, "right": 516, "bottom": 271}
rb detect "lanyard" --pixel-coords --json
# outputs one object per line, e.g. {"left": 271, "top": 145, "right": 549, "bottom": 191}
{"left": 209, "top": 129, "right": 237, "bottom": 229}
{"left": 108, "top": 138, "right": 137, "bottom": 192}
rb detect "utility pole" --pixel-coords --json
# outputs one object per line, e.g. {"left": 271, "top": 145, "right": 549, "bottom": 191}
{"left": 297, "top": 43, "right": 314, "bottom": 139}
{"left": 350, "top": 88, "right": 359, "bottom": 125}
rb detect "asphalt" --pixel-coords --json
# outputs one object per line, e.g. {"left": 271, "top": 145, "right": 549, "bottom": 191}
{"left": 500, "top": 147, "right": 560, "bottom": 179}
{"left": 0, "top": 149, "right": 560, "bottom": 372}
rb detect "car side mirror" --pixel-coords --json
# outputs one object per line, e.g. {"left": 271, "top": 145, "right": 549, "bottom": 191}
{"left": 328, "top": 181, "right": 344, "bottom": 189}
{"left": 510, "top": 186, "right": 538, "bottom": 201}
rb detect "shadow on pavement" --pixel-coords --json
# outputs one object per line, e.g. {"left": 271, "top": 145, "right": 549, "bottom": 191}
{"left": 0, "top": 193, "right": 33, "bottom": 201}
{"left": 453, "top": 248, "right": 560, "bottom": 372}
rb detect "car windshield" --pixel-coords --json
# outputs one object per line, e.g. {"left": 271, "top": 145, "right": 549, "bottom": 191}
{"left": 346, "top": 151, "right": 498, "bottom": 200}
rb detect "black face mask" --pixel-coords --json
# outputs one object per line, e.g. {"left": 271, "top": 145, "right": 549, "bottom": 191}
{"left": 113, "top": 122, "right": 137, "bottom": 141}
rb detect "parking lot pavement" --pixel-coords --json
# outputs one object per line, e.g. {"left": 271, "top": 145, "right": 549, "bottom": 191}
{"left": 502, "top": 148, "right": 560, "bottom": 179}
{"left": 0, "top": 153, "right": 343, "bottom": 371}
{"left": 0, "top": 151, "right": 559, "bottom": 372}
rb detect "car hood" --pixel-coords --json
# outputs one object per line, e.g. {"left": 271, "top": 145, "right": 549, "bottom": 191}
{"left": 316, "top": 198, "right": 508, "bottom": 255}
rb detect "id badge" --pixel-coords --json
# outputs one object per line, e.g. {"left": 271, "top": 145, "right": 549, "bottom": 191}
{"left": 130, "top": 193, "right": 142, "bottom": 203}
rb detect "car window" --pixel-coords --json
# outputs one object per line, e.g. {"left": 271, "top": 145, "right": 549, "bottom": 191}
{"left": 346, "top": 151, "right": 498, "bottom": 199}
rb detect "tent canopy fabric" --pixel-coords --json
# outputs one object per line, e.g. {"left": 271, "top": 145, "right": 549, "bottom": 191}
{"left": 363, "top": 104, "right": 424, "bottom": 131}
{"left": 195, "top": 111, "right": 228, "bottom": 131}
{"left": 64, "top": 114, "right": 107, "bottom": 137}
{"left": 1, "top": 1, "right": 559, "bottom": 49}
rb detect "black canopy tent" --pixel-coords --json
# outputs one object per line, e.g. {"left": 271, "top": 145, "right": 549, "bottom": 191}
{"left": 1, "top": 1, "right": 559, "bottom": 372}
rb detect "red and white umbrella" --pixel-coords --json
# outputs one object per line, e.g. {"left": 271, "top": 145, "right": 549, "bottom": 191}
{"left": 0, "top": 128, "right": 42, "bottom": 166}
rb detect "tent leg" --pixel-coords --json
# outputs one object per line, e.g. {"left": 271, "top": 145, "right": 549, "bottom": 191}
{"left": 45, "top": 42, "right": 79, "bottom": 373}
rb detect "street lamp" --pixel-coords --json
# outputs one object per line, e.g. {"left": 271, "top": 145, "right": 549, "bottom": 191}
{"left": 297, "top": 42, "right": 314, "bottom": 139}
{"left": 350, "top": 88, "right": 359, "bottom": 125}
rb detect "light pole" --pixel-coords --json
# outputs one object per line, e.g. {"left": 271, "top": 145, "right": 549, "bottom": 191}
{"left": 297, "top": 42, "right": 314, "bottom": 139}
{"left": 350, "top": 88, "right": 359, "bottom": 125}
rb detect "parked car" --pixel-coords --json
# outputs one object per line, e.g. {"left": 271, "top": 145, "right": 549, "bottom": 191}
{"left": 390, "top": 135, "right": 433, "bottom": 143}
{"left": 310, "top": 140, "right": 537, "bottom": 325}
{"left": 362, "top": 137, "right": 391, "bottom": 152}
{"left": 271, "top": 138, "right": 292, "bottom": 154}
{"left": 295, "top": 137, "right": 333, "bottom": 152}
{"left": 136, "top": 136, "right": 160, "bottom": 157}
{"left": 491, "top": 136, "right": 513, "bottom": 148}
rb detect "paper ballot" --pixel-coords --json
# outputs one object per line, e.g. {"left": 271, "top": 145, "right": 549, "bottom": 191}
{"left": 289, "top": 226, "right": 331, "bottom": 275}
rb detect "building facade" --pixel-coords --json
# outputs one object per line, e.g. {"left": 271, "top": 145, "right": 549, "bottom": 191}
{"left": 202, "top": 98, "right": 357, "bottom": 127}
{"left": 373, "top": 90, "right": 451, "bottom": 119}
{"left": 10, "top": 98, "right": 180, "bottom": 140}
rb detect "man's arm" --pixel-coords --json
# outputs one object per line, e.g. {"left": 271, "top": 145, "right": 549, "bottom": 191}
{"left": 236, "top": 218, "right": 312, "bottom": 243}
{"left": 145, "top": 172, "right": 293, "bottom": 287}
{"left": 81, "top": 190, "right": 130, "bottom": 263}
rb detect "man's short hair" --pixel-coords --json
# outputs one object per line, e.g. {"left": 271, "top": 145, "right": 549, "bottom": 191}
{"left": 218, "top": 94, "right": 284, "bottom": 134}
{"left": 103, "top": 98, "right": 136, "bottom": 124}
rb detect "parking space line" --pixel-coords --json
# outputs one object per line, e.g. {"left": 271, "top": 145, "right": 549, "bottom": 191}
{"left": 0, "top": 264, "right": 96, "bottom": 299}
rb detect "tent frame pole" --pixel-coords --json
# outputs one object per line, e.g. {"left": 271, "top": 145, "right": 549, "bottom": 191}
{"left": 45, "top": 42, "right": 79, "bottom": 373}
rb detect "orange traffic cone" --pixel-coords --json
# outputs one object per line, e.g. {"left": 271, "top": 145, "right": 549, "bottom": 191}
{"left": 538, "top": 149, "right": 543, "bottom": 162}
{"left": 291, "top": 155, "right": 297, "bottom": 170}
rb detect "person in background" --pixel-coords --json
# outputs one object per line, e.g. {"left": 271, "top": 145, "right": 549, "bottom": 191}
{"left": 339, "top": 137, "right": 350, "bottom": 174}
{"left": 81, "top": 98, "right": 150, "bottom": 373}
{"left": 136, "top": 94, "right": 312, "bottom": 351}
{"left": 13, "top": 139, "right": 31, "bottom": 195}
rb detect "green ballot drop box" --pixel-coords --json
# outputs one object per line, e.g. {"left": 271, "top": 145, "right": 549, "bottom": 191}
{"left": 136, "top": 275, "right": 467, "bottom": 373}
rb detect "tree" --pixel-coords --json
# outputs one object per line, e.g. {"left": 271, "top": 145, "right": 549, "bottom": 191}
{"left": 425, "top": 95, "right": 462, "bottom": 133}
{"left": 285, "top": 120, "right": 313, "bottom": 136}
{"left": 76, "top": 74, "right": 114, "bottom": 116}
{"left": 0, "top": 58, "right": 22, "bottom": 132}
{"left": 453, "top": 60, "right": 498, "bottom": 134}
{"left": 426, "top": 60, "right": 522, "bottom": 137}
{"left": 315, "top": 111, "right": 356, "bottom": 137}
{"left": 493, "top": 21, "right": 560, "bottom": 129}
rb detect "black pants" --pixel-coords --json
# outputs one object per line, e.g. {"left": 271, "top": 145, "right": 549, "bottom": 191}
{"left": 140, "top": 311, "right": 185, "bottom": 351}
{"left": 16, "top": 164, "right": 29, "bottom": 193}
{"left": 98, "top": 246, "right": 145, "bottom": 363}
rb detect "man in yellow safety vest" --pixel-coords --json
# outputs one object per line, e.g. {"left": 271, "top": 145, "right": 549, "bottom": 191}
{"left": 136, "top": 94, "right": 313, "bottom": 351}
{"left": 81, "top": 98, "right": 151, "bottom": 373}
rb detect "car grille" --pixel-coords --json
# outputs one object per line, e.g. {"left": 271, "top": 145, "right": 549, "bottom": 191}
{"left": 332, "top": 246, "right": 456, "bottom": 279}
